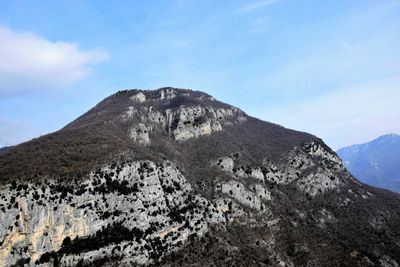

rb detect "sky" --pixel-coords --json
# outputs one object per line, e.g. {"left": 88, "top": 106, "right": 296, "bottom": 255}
{"left": 0, "top": 0, "right": 399, "bottom": 150}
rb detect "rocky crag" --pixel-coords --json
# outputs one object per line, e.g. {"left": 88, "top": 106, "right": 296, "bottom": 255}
{"left": 0, "top": 88, "right": 399, "bottom": 267}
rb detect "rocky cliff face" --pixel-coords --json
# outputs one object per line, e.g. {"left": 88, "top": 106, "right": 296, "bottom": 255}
{"left": 120, "top": 90, "right": 246, "bottom": 143}
{"left": 0, "top": 161, "right": 226, "bottom": 266}
{"left": 0, "top": 88, "right": 399, "bottom": 267}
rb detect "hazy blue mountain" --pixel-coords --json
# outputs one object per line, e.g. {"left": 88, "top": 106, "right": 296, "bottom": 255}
{"left": 337, "top": 134, "right": 400, "bottom": 193}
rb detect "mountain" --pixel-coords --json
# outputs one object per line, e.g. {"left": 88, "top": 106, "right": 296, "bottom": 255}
{"left": 0, "top": 88, "right": 399, "bottom": 267}
{"left": 337, "top": 134, "right": 400, "bottom": 193}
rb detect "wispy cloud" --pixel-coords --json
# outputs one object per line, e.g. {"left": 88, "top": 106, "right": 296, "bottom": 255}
{"left": 0, "top": 26, "right": 109, "bottom": 95}
{"left": 237, "top": 0, "right": 281, "bottom": 13}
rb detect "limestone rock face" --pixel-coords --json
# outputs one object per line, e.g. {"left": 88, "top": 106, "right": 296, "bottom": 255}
{"left": 159, "top": 88, "right": 176, "bottom": 100}
{"left": 171, "top": 106, "right": 217, "bottom": 141}
{"left": 130, "top": 93, "right": 146, "bottom": 103}
{"left": 216, "top": 180, "right": 269, "bottom": 211}
{"left": 129, "top": 123, "right": 150, "bottom": 145}
{"left": 170, "top": 106, "right": 246, "bottom": 141}
{"left": 120, "top": 102, "right": 245, "bottom": 144}
{"left": 0, "top": 161, "right": 228, "bottom": 266}
{"left": 0, "top": 157, "right": 278, "bottom": 266}
{"left": 214, "top": 142, "right": 349, "bottom": 197}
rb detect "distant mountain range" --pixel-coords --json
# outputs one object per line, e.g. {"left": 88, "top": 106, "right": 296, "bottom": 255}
{"left": 337, "top": 134, "right": 400, "bottom": 193}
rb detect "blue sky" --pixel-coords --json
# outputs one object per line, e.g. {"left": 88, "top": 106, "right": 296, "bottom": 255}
{"left": 0, "top": 0, "right": 399, "bottom": 149}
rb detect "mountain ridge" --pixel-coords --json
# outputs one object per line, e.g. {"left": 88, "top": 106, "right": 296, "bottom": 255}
{"left": 0, "top": 87, "right": 318, "bottom": 184}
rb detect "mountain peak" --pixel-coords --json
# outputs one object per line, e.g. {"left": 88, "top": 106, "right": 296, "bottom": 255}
{"left": 373, "top": 133, "right": 400, "bottom": 143}
{"left": 64, "top": 87, "right": 246, "bottom": 144}
{"left": 112, "top": 87, "right": 214, "bottom": 103}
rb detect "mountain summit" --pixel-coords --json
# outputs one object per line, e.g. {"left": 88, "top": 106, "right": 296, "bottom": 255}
{"left": 0, "top": 88, "right": 399, "bottom": 266}
{"left": 337, "top": 134, "right": 400, "bottom": 193}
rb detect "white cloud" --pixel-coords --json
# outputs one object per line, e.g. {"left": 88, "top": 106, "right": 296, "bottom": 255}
{"left": 257, "top": 77, "right": 400, "bottom": 150}
{"left": 0, "top": 26, "right": 108, "bottom": 94}
{"left": 237, "top": 0, "right": 281, "bottom": 13}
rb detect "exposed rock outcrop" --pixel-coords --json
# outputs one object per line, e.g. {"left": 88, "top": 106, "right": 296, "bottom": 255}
{"left": 0, "top": 161, "right": 228, "bottom": 266}
{"left": 0, "top": 157, "right": 278, "bottom": 266}
{"left": 130, "top": 92, "right": 146, "bottom": 103}
{"left": 159, "top": 88, "right": 176, "bottom": 100}
{"left": 129, "top": 123, "right": 150, "bottom": 145}
{"left": 213, "top": 142, "right": 348, "bottom": 197}
{"left": 120, "top": 103, "right": 245, "bottom": 144}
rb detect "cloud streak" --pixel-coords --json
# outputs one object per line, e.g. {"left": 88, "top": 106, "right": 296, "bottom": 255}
{"left": 0, "top": 26, "right": 109, "bottom": 94}
{"left": 237, "top": 0, "right": 281, "bottom": 13}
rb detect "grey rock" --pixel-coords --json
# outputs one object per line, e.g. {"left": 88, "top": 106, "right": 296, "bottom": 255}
{"left": 129, "top": 123, "right": 150, "bottom": 145}
{"left": 0, "top": 161, "right": 225, "bottom": 266}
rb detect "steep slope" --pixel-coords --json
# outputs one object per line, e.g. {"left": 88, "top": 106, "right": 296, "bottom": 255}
{"left": 0, "top": 88, "right": 399, "bottom": 267}
{"left": 337, "top": 134, "right": 400, "bottom": 193}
